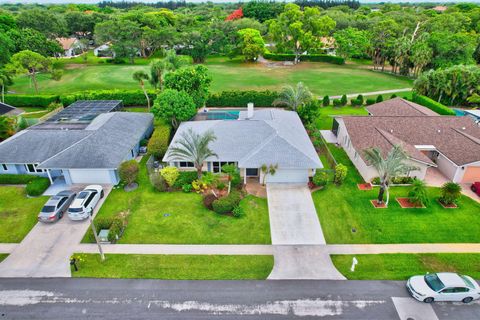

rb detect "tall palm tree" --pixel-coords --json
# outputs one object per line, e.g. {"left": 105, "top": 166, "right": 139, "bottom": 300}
{"left": 132, "top": 71, "right": 151, "bottom": 111}
{"left": 363, "top": 145, "right": 417, "bottom": 206}
{"left": 149, "top": 50, "right": 183, "bottom": 90}
{"left": 168, "top": 128, "right": 218, "bottom": 179}
{"left": 273, "top": 82, "right": 313, "bottom": 111}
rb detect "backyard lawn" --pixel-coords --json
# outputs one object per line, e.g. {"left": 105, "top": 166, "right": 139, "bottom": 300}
{"left": 316, "top": 106, "right": 369, "bottom": 130}
{"left": 0, "top": 187, "right": 47, "bottom": 243}
{"left": 85, "top": 158, "right": 271, "bottom": 244}
{"left": 0, "top": 254, "right": 7, "bottom": 263}
{"left": 313, "top": 144, "right": 480, "bottom": 244}
{"left": 10, "top": 55, "right": 413, "bottom": 97}
{"left": 332, "top": 254, "right": 480, "bottom": 280}
{"left": 71, "top": 254, "right": 274, "bottom": 280}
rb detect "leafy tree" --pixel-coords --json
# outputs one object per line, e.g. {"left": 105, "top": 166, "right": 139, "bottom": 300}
{"left": 7, "top": 28, "right": 63, "bottom": 57}
{"left": 273, "top": 82, "right": 313, "bottom": 111}
{"left": 363, "top": 145, "right": 416, "bottom": 206}
{"left": 440, "top": 182, "right": 462, "bottom": 205}
{"left": 95, "top": 19, "right": 142, "bottom": 63}
{"left": 152, "top": 89, "right": 197, "bottom": 129}
{"left": 182, "top": 28, "right": 224, "bottom": 63}
{"left": 0, "top": 116, "right": 15, "bottom": 142}
{"left": 132, "top": 71, "right": 151, "bottom": 110}
{"left": 333, "top": 27, "right": 370, "bottom": 60}
{"left": 149, "top": 50, "right": 183, "bottom": 90}
{"left": 269, "top": 4, "right": 336, "bottom": 63}
{"left": 119, "top": 160, "right": 140, "bottom": 187}
{"left": 7, "top": 50, "right": 51, "bottom": 94}
{"left": 168, "top": 128, "right": 218, "bottom": 179}
{"left": 0, "top": 32, "right": 13, "bottom": 66}
{"left": 411, "top": 35, "right": 433, "bottom": 77}
{"left": 64, "top": 11, "right": 96, "bottom": 37}
{"left": 428, "top": 31, "right": 476, "bottom": 68}
{"left": 243, "top": 1, "right": 284, "bottom": 22}
{"left": 237, "top": 28, "right": 265, "bottom": 61}
{"left": 164, "top": 65, "right": 212, "bottom": 107}
{"left": 370, "top": 19, "right": 400, "bottom": 71}
{"left": 0, "top": 12, "right": 16, "bottom": 32}
{"left": 16, "top": 9, "right": 67, "bottom": 38}
{"left": 297, "top": 101, "right": 319, "bottom": 125}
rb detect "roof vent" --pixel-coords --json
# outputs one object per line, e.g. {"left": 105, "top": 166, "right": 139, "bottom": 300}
{"left": 390, "top": 129, "right": 393, "bottom": 133}
{"left": 247, "top": 102, "right": 254, "bottom": 119}
{"left": 437, "top": 129, "right": 441, "bottom": 133}
{"left": 462, "top": 127, "right": 466, "bottom": 130}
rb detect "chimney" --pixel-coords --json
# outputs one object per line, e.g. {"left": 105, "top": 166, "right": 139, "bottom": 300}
{"left": 247, "top": 102, "right": 254, "bottom": 119}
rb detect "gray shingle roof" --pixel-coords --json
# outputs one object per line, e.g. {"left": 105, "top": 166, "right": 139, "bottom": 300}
{"left": 164, "top": 109, "right": 322, "bottom": 169}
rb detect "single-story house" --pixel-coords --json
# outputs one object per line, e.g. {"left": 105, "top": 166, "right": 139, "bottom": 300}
{"left": 463, "top": 109, "right": 480, "bottom": 123}
{"left": 56, "top": 37, "right": 85, "bottom": 57}
{"left": 163, "top": 106, "right": 323, "bottom": 184}
{"left": 0, "top": 100, "right": 153, "bottom": 185}
{"left": 0, "top": 102, "right": 22, "bottom": 116}
{"left": 333, "top": 98, "right": 480, "bottom": 183}
{"left": 94, "top": 43, "right": 115, "bottom": 58}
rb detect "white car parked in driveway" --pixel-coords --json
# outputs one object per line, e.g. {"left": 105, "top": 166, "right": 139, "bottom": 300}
{"left": 407, "top": 272, "right": 480, "bottom": 303}
{"left": 67, "top": 185, "right": 104, "bottom": 221}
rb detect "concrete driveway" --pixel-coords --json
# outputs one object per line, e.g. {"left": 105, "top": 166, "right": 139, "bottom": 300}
{"left": 266, "top": 184, "right": 345, "bottom": 280}
{"left": 0, "top": 185, "right": 112, "bottom": 278}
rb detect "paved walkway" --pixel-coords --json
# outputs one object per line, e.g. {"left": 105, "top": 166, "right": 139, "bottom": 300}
{"left": 425, "top": 167, "right": 479, "bottom": 203}
{"left": 328, "top": 88, "right": 412, "bottom": 99}
{"left": 0, "top": 186, "right": 112, "bottom": 278}
{"left": 266, "top": 184, "right": 345, "bottom": 280}
{"left": 320, "top": 130, "right": 338, "bottom": 144}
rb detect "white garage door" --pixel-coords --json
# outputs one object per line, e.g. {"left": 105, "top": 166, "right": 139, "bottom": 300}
{"left": 266, "top": 169, "right": 309, "bottom": 183}
{"left": 69, "top": 169, "right": 114, "bottom": 184}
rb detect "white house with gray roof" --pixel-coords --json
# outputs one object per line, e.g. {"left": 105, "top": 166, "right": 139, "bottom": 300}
{"left": 163, "top": 107, "right": 322, "bottom": 184}
{"left": 0, "top": 101, "right": 153, "bottom": 185}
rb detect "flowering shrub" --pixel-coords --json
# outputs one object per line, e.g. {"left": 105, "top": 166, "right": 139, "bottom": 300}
{"left": 225, "top": 7, "right": 243, "bottom": 21}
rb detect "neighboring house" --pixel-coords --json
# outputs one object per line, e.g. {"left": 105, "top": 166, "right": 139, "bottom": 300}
{"left": 432, "top": 5, "right": 448, "bottom": 12}
{"left": 320, "top": 36, "right": 336, "bottom": 55}
{"left": 463, "top": 109, "right": 480, "bottom": 123}
{"left": 94, "top": 43, "right": 115, "bottom": 58}
{"left": 164, "top": 106, "right": 322, "bottom": 184}
{"left": 333, "top": 98, "right": 480, "bottom": 183}
{"left": 56, "top": 37, "right": 84, "bottom": 57}
{"left": 0, "top": 100, "right": 153, "bottom": 185}
{"left": 0, "top": 102, "right": 22, "bottom": 116}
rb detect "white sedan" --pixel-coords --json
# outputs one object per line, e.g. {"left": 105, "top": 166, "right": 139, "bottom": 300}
{"left": 407, "top": 272, "right": 480, "bottom": 303}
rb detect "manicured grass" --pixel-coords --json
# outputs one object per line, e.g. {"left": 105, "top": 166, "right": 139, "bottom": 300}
{"left": 316, "top": 105, "right": 369, "bottom": 130}
{"left": 85, "top": 158, "right": 271, "bottom": 244}
{"left": 0, "top": 254, "right": 7, "bottom": 262}
{"left": 71, "top": 254, "right": 274, "bottom": 280}
{"left": 11, "top": 55, "right": 413, "bottom": 96}
{"left": 0, "top": 187, "right": 48, "bottom": 243}
{"left": 313, "top": 145, "right": 480, "bottom": 244}
{"left": 332, "top": 254, "right": 480, "bottom": 280}
{"left": 21, "top": 110, "right": 51, "bottom": 119}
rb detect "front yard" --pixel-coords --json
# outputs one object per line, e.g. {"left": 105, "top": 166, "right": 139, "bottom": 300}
{"left": 85, "top": 159, "right": 271, "bottom": 244}
{"left": 313, "top": 144, "right": 480, "bottom": 244}
{"left": 332, "top": 254, "right": 480, "bottom": 280}
{"left": 0, "top": 187, "right": 47, "bottom": 243}
{"left": 0, "top": 254, "right": 7, "bottom": 262}
{"left": 71, "top": 254, "right": 274, "bottom": 280}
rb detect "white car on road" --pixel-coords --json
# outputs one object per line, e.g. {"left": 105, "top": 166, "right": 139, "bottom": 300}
{"left": 67, "top": 185, "right": 104, "bottom": 221}
{"left": 407, "top": 272, "right": 480, "bottom": 303}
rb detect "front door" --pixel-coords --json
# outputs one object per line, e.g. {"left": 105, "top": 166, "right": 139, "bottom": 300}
{"left": 246, "top": 168, "right": 258, "bottom": 176}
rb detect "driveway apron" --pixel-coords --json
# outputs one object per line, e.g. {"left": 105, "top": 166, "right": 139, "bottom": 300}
{"left": 266, "top": 183, "right": 345, "bottom": 280}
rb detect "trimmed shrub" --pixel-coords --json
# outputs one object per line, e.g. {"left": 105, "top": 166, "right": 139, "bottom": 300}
{"left": 119, "top": 160, "right": 139, "bottom": 185}
{"left": 0, "top": 174, "right": 39, "bottom": 184}
{"left": 26, "top": 177, "right": 50, "bottom": 196}
{"left": 390, "top": 94, "right": 397, "bottom": 99}
{"left": 150, "top": 173, "right": 168, "bottom": 192}
{"left": 60, "top": 90, "right": 157, "bottom": 107}
{"left": 412, "top": 93, "right": 456, "bottom": 116}
{"left": 340, "top": 94, "right": 347, "bottom": 106}
{"left": 333, "top": 99, "right": 342, "bottom": 107}
{"left": 86, "top": 216, "right": 125, "bottom": 243}
{"left": 217, "top": 182, "right": 226, "bottom": 190}
{"left": 365, "top": 98, "right": 376, "bottom": 106}
{"left": 312, "top": 170, "right": 329, "bottom": 187}
{"left": 206, "top": 90, "right": 278, "bottom": 107}
{"left": 182, "top": 184, "right": 193, "bottom": 193}
{"left": 203, "top": 194, "right": 217, "bottom": 210}
{"left": 376, "top": 95, "right": 384, "bottom": 103}
{"left": 4, "top": 94, "right": 59, "bottom": 108}
{"left": 173, "top": 171, "right": 199, "bottom": 189}
{"left": 372, "top": 176, "right": 414, "bottom": 185}
{"left": 232, "top": 205, "right": 244, "bottom": 218}
{"left": 263, "top": 52, "right": 345, "bottom": 65}
{"left": 322, "top": 95, "right": 330, "bottom": 107}
{"left": 160, "top": 166, "right": 179, "bottom": 188}
{"left": 440, "top": 182, "right": 462, "bottom": 205}
{"left": 334, "top": 164, "right": 348, "bottom": 185}
{"left": 350, "top": 98, "right": 362, "bottom": 107}
{"left": 356, "top": 94, "right": 364, "bottom": 105}
{"left": 147, "top": 124, "right": 171, "bottom": 160}
{"left": 408, "top": 179, "right": 429, "bottom": 206}
{"left": 212, "top": 191, "right": 242, "bottom": 214}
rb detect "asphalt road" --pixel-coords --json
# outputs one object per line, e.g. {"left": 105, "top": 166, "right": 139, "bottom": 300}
{"left": 0, "top": 279, "right": 479, "bottom": 319}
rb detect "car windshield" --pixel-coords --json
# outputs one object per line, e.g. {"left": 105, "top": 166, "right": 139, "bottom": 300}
{"left": 77, "top": 191, "right": 89, "bottom": 199}
{"left": 425, "top": 274, "right": 445, "bottom": 292}
{"left": 461, "top": 275, "right": 475, "bottom": 289}
{"left": 68, "top": 207, "right": 84, "bottom": 213}
{"left": 41, "top": 205, "right": 56, "bottom": 213}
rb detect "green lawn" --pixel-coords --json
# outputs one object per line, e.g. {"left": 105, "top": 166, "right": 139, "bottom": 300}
{"left": 332, "top": 254, "right": 480, "bottom": 280}
{"left": 313, "top": 145, "right": 480, "bottom": 244}
{"left": 71, "top": 254, "right": 273, "bottom": 279}
{"left": 11, "top": 55, "right": 413, "bottom": 97}
{"left": 85, "top": 158, "right": 271, "bottom": 244}
{"left": 0, "top": 254, "right": 7, "bottom": 262}
{"left": 316, "top": 106, "right": 369, "bottom": 130}
{"left": 0, "top": 187, "right": 48, "bottom": 243}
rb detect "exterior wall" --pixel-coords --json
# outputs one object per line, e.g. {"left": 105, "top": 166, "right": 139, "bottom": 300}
{"left": 263, "top": 169, "right": 310, "bottom": 183}
{"left": 0, "top": 164, "right": 19, "bottom": 174}
{"left": 435, "top": 153, "right": 458, "bottom": 181}
{"left": 0, "top": 163, "right": 48, "bottom": 177}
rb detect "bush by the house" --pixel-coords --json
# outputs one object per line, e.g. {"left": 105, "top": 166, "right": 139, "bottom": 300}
{"left": 173, "top": 171, "right": 198, "bottom": 189}
{"left": 26, "top": 177, "right": 51, "bottom": 196}
{"left": 160, "top": 166, "right": 179, "bottom": 188}
{"left": 60, "top": 90, "right": 157, "bottom": 107}
{"left": 119, "top": 160, "right": 139, "bottom": 186}
{"left": 312, "top": 169, "right": 329, "bottom": 187}
{"left": 150, "top": 173, "right": 168, "bottom": 192}
{"left": 390, "top": 94, "right": 397, "bottom": 99}
{"left": 322, "top": 95, "right": 330, "bottom": 107}
{"left": 356, "top": 94, "right": 364, "bottom": 105}
{"left": 412, "top": 93, "right": 456, "bottom": 116}
{"left": 217, "top": 182, "right": 226, "bottom": 190}
{"left": 263, "top": 52, "right": 345, "bottom": 65}
{"left": 340, "top": 94, "right": 348, "bottom": 106}
{"left": 206, "top": 90, "right": 278, "bottom": 107}
{"left": 439, "top": 182, "right": 462, "bottom": 205}
{"left": 0, "top": 174, "right": 40, "bottom": 184}
{"left": 140, "top": 139, "right": 148, "bottom": 147}
{"left": 372, "top": 176, "right": 414, "bottom": 185}
{"left": 4, "top": 94, "right": 59, "bottom": 108}
{"left": 365, "top": 98, "right": 376, "bottom": 105}
{"left": 203, "top": 193, "right": 217, "bottom": 210}
{"left": 182, "top": 184, "right": 193, "bottom": 193}
{"left": 147, "top": 124, "right": 171, "bottom": 160}
{"left": 232, "top": 205, "right": 244, "bottom": 218}
{"left": 376, "top": 95, "right": 384, "bottom": 103}
{"left": 212, "top": 191, "right": 242, "bottom": 214}
{"left": 333, "top": 164, "right": 348, "bottom": 185}
{"left": 333, "top": 99, "right": 342, "bottom": 107}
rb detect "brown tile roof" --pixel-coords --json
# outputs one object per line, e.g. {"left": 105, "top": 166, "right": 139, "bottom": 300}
{"left": 340, "top": 115, "right": 480, "bottom": 166}
{"left": 366, "top": 98, "right": 439, "bottom": 117}
{"left": 56, "top": 37, "right": 78, "bottom": 50}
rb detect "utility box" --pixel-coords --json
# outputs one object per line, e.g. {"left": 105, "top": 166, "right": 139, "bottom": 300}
{"left": 98, "top": 229, "right": 110, "bottom": 243}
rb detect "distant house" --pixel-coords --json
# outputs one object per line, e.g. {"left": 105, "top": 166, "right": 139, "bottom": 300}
{"left": 164, "top": 106, "right": 322, "bottom": 184}
{"left": 0, "top": 102, "right": 22, "bottom": 116}
{"left": 94, "top": 43, "right": 115, "bottom": 58}
{"left": 332, "top": 98, "right": 480, "bottom": 183}
{"left": 56, "top": 37, "right": 84, "bottom": 57}
{"left": 432, "top": 5, "right": 448, "bottom": 12}
{"left": 0, "top": 100, "right": 153, "bottom": 185}
{"left": 320, "top": 37, "right": 336, "bottom": 55}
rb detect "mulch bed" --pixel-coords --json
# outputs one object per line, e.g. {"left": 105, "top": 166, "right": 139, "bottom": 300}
{"left": 370, "top": 200, "right": 387, "bottom": 208}
{"left": 396, "top": 197, "right": 425, "bottom": 208}
{"left": 357, "top": 183, "right": 372, "bottom": 191}
{"left": 437, "top": 199, "right": 458, "bottom": 209}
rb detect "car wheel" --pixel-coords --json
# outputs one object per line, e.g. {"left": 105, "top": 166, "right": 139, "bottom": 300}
{"left": 472, "top": 186, "right": 477, "bottom": 192}
{"left": 462, "top": 297, "right": 473, "bottom": 303}
{"left": 101, "top": 190, "right": 104, "bottom": 199}
{"left": 423, "top": 297, "right": 434, "bottom": 303}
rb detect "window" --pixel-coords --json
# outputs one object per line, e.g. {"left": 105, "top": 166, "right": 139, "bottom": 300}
{"left": 354, "top": 151, "right": 358, "bottom": 160}
{"left": 25, "top": 164, "right": 43, "bottom": 173}
{"left": 179, "top": 162, "right": 194, "bottom": 168}
{"left": 440, "top": 288, "right": 456, "bottom": 294}
{"left": 453, "top": 287, "right": 469, "bottom": 293}
{"left": 57, "top": 197, "right": 67, "bottom": 207}
{"left": 1, "top": 164, "right": 7, "bottom": 171}
{"left": 84, "top": 192, "right": 96, "bottom": 207}
{"left": 425, "top": 274, "right": 445, "bottom": 292}
{"left": 211, "top": 161, "right": 236, "bottom": 173}
{"left": 246, "top": 168, "right": 259, "bottom": 176}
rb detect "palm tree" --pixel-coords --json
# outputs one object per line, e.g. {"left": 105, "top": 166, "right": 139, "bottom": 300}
{"left": 363, "top": 145, "right": 417, "bottom": 206}
{"left": 149, "top": 50, "right": 183, "bottom": 90}
{"left": 260, "top": 163, "right": 278, "bottom": 186}
{"left": 273, "top": 82, "right": 313, "bottom": 111}
{"left": 132, "top": 71, "right": 151, "bottom": 111}
{"left": 168, "top": 128, "right": 218, "bottom": 179}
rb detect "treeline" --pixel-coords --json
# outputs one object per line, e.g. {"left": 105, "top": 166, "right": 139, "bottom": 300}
{"left": 294, "top": 0, "right": 360, "bottom": 9}
{"left": 98, "top": 1, "right": 192, "bottom": 10}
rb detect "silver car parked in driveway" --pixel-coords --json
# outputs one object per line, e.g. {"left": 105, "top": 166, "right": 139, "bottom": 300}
{"left": 38, "top": 191, "right": 76, "bottom": 223}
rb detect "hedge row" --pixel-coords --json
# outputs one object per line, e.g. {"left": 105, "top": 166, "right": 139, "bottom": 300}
{"left": 147, "top": 123, "right": 171, "bottom": 159}
{"left": 412, "top": 93, "right": 456, "bottom": 116}
{"left": 26, "top": 177, "right": 51, "bottom": 197}
{"left": 263, "top": 52, "right": 345, "bottom": 65}
{"left": 206, "top": 90, "right": 279, "bottom": 107}
{"left": 60, "top": 90, "right": 157, "bottom": 107}
{"left": 0, "top": 174, "right": 39, "bottom": 184}
{"left": 4, "top": 94, "right": 59, "bottom": 108}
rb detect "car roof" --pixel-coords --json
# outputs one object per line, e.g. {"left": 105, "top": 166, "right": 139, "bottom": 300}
{"left": 436, "top": 273, "right": 466, "bottom": 287}
{"left": 56, "top": 190, "right": 74, "bottom": 196}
